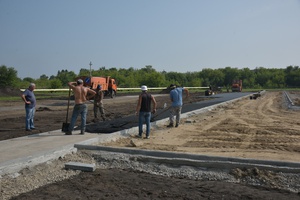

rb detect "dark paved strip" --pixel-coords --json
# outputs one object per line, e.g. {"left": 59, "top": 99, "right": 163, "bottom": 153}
{"left": 85, "top": 92, "right": 252, "bottom": 133}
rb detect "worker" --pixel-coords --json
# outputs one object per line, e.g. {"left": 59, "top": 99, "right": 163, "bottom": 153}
{"left": 21, "top": 83, "right": 36, "bottom": 131}
{"left": 167, "top": 84, "right": 189, "bottom": 128}
{"left": 93, "top": 84, "right": 106, "bottom": 122}
{"left": 135, "top": 85, "right": 157, "bottom": 139}
{"left": 65, "top": 79, "right": 96, "bottom": 135}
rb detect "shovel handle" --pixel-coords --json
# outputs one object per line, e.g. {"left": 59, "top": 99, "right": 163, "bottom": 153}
{"left": 65, "top": 88, "right": 71, "bottom": 123}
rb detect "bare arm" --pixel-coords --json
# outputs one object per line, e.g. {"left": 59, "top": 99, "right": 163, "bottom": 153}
{"left": 86, "top": 88, "right": 96, "bottom": 100}
{"left": 184, "top": 88, "right": 189, "bottom": 98}
{"left": 68, "top": 82, "right": 76, "bottom": 89}
{"left": 21, "top": 94, "right": 30, "bottom": 104}
{"left": 151, "top": 95, "right": 157, "bottom": 114}
{"left": 135, "top": 94, "right": 142, "bottom": 115}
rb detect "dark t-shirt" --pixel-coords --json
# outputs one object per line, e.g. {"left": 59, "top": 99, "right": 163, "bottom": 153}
{"left": 23, "top": 89, "right": 36, "bottom": 108}
{"left": 140, "top": 92, "right": 152, "bottom": 112}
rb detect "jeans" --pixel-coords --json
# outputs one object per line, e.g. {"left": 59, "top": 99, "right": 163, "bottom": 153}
{"left": 68, "top": 104, "right": 88, "bottom": 132}
{"left": 25, "top": 106, "right": 35, "bottom": 130}
{"left": 138, "top": 111, "right": 151, "bottom": 137}
{"left": 169, "top": 106, "right": 182, "bottom": 124}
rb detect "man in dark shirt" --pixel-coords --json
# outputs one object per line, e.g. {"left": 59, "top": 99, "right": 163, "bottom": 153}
{"left": 135, "top": 85, "right": 157, "bottom": 139}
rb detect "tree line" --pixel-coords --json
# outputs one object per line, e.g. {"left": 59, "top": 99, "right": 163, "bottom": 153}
{"left": 0, "top": 65, "right": 300, "bottom": 89}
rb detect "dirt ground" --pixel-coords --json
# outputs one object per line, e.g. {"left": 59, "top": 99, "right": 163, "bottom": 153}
{"left": 1, "top": 90, "right": 300, "bottom": 199}
{"left": 106, "top": 91, "right": 300, "bottom": 163}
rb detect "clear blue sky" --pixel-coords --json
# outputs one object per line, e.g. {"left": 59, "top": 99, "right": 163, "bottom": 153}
{"left": 1, "top": 0, "right": 300, "bottom": 79}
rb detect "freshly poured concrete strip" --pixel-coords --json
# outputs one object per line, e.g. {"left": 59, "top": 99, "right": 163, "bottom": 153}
{"left": 74, "top": 144, "right": 300, "bottom": 173}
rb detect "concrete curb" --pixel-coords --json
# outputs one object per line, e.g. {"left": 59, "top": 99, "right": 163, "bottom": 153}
{"left": 74, "top": 144, "right": 300, "bottom": 173}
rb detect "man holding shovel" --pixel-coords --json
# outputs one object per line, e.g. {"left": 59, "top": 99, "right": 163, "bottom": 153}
{"left": 167, "top": 84, "right": 189, "bottom": 128}
{"left": 93, "top": 84, "right": 106, "bottom": 122}
{"left": 65, "top": 79, "right": 96, "bottom": 135}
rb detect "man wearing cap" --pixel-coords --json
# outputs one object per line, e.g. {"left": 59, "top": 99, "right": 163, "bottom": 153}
{"left": 168, "top": 84, "right": 189, "bottom": 128}
{"left": 93, "top": 84, "right": 105, "bottom": 122}
{"left": 135, "top": 85, "right": 157, "bottom": 139}
{"left": 21, "top": 83, "right": 36, "bottom": 131}
{"left": 66, "top": 79, "right": 96, "bottom": 135}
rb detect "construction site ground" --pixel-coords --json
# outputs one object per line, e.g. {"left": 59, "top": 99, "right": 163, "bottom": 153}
{"left": 1, "top": 89, "right": 300, "bottom": 199}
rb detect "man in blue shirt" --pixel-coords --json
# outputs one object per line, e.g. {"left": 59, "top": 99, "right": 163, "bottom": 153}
{"left": 168, "top": 84, "right": 189, "bottom": 128}
{"left": 21, "top": 83, "right": 36, "bottom": 131}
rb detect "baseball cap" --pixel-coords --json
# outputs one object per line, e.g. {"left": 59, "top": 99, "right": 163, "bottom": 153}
{"left": 77, "top": 79, "right": 83, "bottom": 84}
{"left": 169, "top": 84, "right": 176, "bottom": 89}
{"left": 141, "top": 85, "right": 148, "bottom": 91}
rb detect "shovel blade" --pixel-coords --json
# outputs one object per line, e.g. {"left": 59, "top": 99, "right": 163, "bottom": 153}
{"left": 62, "top": 123, "right": 70, "bottom": 132}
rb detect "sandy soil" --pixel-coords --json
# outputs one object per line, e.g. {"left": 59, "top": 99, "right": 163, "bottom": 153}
{"left": 1, "top": 90, "right": 300, "bottom": 199}
{"left": 105, "top": 91, "right": 300, "bottom": 163}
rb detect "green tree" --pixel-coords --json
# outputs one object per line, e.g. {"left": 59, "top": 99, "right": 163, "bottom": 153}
{"left": 50, "top": 79, "right": 62, "bottom": 89}
{"left": 285, "top": 66, "right": 300, "bottom": 87}
{"left": 220, "top": 67, "right": 241, "bottom": 87}
{"left": 56, "top": 70, "right": 77, "bottom": 87}
{"left": 199, "top": 68, "right": 224, "bottom": 87}
{"left": 0, "top": 65, "right": 18, "bottom": 87}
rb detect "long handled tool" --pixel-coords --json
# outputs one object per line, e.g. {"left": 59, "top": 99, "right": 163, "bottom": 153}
{"left": 62, "top": 88, "right": 71, "bottom": 132}
{"left": 150, "top": 103, "right": 171, "bottom": 122}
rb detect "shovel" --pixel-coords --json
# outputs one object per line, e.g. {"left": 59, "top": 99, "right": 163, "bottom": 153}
{"left": 62, "top": 88, "right": 71, "bottom": 132}
{"left": 150, "top": 103, "right": 170, "bottom": 122}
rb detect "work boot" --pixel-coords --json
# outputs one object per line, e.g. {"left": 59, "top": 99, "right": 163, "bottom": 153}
{"left": 80, "top": 130, "right": 85, "bottom": 135}
{"left": 167, "top": 123, "right": 174, "bottom": 128}
{"left": 65, "top": 131, "right": 72, "bottom": 135}
{"left": 175, "top": 123, "right": 179, "bottom": 127}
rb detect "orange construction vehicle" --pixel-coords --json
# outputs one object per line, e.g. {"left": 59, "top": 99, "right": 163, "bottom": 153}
{"left": 231, "top": 80, "right": 242, "bottom": 92}
{"left": 76, "top": 76, "right": 117, "bottom": 98}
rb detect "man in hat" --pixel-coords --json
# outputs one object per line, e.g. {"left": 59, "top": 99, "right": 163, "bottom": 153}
{"left": 135, "top": 85, "right": 157, "bottom": 139}
{"left": 167, "top": 84, "right": 189, "bottom": 128}
{"left": 21, "top": 83, "right": 36, "bottom": 131}
{"left": 93, "top": 84, "right": 105, "bottom": 122}
{"left": 66, "top": 79, "right": 96, "bottom": 135}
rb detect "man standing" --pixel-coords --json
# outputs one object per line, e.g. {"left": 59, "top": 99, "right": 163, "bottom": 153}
{"left": 93, "top": 84, "right": 105, "bottom": 122}
{"left": 135, "top": 85, "right": 157, "bottom": 139}
{"left": 167, "top": 84, "right": 189, "bottom": 128}
{"left": 66, "top": 79, "right": 96, "bottom": 135}
{"left": 21, "top": 83, "right": 36, "bottom": 131}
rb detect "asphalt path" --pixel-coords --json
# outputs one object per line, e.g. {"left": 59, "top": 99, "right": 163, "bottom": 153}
{"left": 86, "top": 92, "right": 253, "bottom": 133}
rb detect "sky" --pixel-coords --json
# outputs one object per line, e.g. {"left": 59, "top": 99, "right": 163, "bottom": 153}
{"left": 1, "top": 0, "right": 300, "bottom": 79}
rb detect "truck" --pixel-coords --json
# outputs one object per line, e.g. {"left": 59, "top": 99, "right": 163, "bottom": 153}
{"left": 75, "top": 76, "right": 117, "bottom": 98}
{"left": 231, "top": 80, "right": 242, "bottom": 92}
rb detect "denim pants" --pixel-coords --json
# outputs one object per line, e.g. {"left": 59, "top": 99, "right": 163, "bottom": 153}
{"left": 25, "top": 106, "right": 35, "bottom": 129}
{"left": 169, "top": 106, "right": 182, "bottom": 124}
{"left": 68, "top": 104, "right": 88, "bottom": 132}
{"left": 138, "top": 111, "right": 151, "bottom": 137}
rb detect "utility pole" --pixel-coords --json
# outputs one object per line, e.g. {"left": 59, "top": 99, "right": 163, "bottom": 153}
{"left": 89, "top": 61, "right": 92, "bottom": 77}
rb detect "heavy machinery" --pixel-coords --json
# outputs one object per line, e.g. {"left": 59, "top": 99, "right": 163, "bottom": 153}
{"left": 75, "top": 76, "right": 117, "bottom": 98}
{"left": 204, "top": 85, "right": 222, "bottom": 96}
{"left": 231, "top": 80, "right": 242, "bottom": 92}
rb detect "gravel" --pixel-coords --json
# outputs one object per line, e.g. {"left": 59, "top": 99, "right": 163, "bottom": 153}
{"left": 2, "top": 150, "right": 299, "bottom": 200}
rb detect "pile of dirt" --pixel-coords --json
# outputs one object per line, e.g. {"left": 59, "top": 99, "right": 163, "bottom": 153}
{"left": 0, "top": 87, "right": 22, "bottom": 97}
